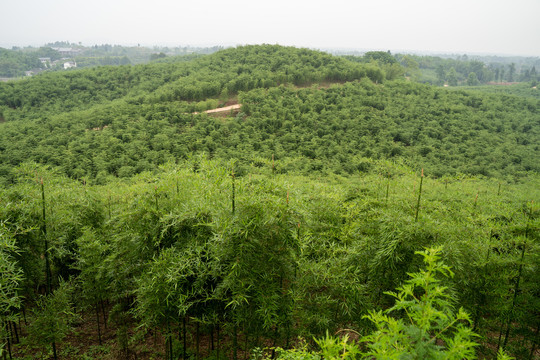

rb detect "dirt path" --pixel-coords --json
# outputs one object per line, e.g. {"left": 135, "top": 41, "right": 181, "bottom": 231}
{"left": 204, "top": 104, "right": 241, "bottom": 113}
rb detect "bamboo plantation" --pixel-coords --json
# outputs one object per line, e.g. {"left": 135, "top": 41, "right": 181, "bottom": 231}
{"left": 0, "top": 159, "right": 538, "bottom": 359}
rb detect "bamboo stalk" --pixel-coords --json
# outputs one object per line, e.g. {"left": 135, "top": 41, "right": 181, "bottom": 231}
{"left": 414, "top": 169, "right": 424, "bottom": 222}
{"left": 107, "top": 191, "right": 112, "bottom": 219}
{"left": 167, "top": 320, "right": 173, "bottom": 360}
{"left": 244, "top": 325, "right": 249, "bottom": 360}
{"left": 502, "top": 200, "right": 533, "bottom": 348}
{"left": 100, "top": 299, "right": 107, "bottom": 329}
{"left": 473, "top": 192, "right": 479, "bottom": 211}
{"left": 529, "top": 321, "right": 539, "bottom": 360}
{"left": 233, "top": 322, "right": 238, "bottom": 360}
{"left": 22, "top": 306, "right": 27, "bottom": 326}
{"left": 232, "top": 169, "right": 236, "bottom": 214}
{"left": 217, "top": 322, "right": 220, "bottom": 360}
{"left": 473, "top": 231, "right": 492, "bottom": 332}
{"left": 96, "top": 303, "right": 102, "bottom": 345}
{"left": 183, "top": 316, "right": 187, "bottom": 360}
{"left": 52, "top": 340, "right": 58, "bottom": 360}
{"left": 385, "top": 175, "right": 390, "bottom": 204}
{"left": 5, "top": 320, "right": 12, "bottom": 360}
{"left": 11, "top": 320, "right": 19, "bottom": 344}
{"left": 40, "top": 178, "right": 52, "bottom": 295}
{"left": 196, "top": 321, "right": 200, "bottom": 360}
{"left": 295, "top": 223, "right": 301, "bottom": 278}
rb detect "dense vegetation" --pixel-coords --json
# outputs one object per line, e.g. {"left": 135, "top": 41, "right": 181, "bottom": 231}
{"left": 0, "top": 44, "right": 538, "bottom": 359}
{"left": 0, "top": 45, "right": 538, "bottom": 184}
{"left": 1, "top": 160, "right": 538, "bottom": 359}
{"left": 239, "top": 82, "right": 539, "bottom": 177}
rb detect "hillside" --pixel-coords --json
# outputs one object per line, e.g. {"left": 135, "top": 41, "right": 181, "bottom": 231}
{"left": 0, "top": 45, "right": 538, "bottom": 184}
{"left": 238, "top": 81, "right": 539, "bottom": 177}
{"left": 0, "top": 45, "right": 379, "bottom": 115}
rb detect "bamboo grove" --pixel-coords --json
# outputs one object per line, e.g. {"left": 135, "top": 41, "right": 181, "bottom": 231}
{"left": 0, "top": 44, "right": 539, "bottom": 359}
{"left": 0, "top": 159, "right": 538, "bottom": 359}
{"left": 1, "top": 46, "right": 538, "bottom": 185}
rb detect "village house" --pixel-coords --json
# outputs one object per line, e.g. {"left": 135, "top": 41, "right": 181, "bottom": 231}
{"left": 63, "top": 61, "right": 77, "bottom": 69}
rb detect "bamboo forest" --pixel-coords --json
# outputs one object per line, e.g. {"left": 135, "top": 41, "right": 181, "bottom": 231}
{"left": 0, "top": 45, "right": 538, "bottom": 359}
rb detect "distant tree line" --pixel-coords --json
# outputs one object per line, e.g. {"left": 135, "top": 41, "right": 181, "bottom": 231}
{"left": 0, "top": 47, "right": 62, "bottom": 77}
{"left": 344, "top": 51, "right": 540, "bottom": 86}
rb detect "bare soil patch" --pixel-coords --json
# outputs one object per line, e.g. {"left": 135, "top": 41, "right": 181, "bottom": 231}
{"left": 205, "top": 104, "right": 241, "bottom": 114}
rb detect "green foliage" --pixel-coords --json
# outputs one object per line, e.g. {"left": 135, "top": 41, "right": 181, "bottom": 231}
{"left": 362, "top": 248, "right": 478, "bottom": 359}
{"left": 0, "top": 160, "right": 537, "bottom": 358}
{"left": 467, "top": 72, "right": 480, "bottom": 86}
{"left": 251, "top": 345, "right": 321, "bottom": 360}
{"left": 239, "top": 81, "right": 539, "bottom": 177}
{"left": 135, "top": 245, "right": 209, "bottom": 327}
{"left": 397, "top": 54, "right": 489, "bottom": 85}
{"left": 343, "top": 52, "right": 404, "bottom": 81}
{"left": 447, "top": 67, "right": 458, "bottom": 86}
{"left": 0, "top": 223, "right": 22, "bottom": 312}
{"left": 0, "top": 45, "right": 538, "bottom": 183}
{"left": 0, "top": 45, "right": 538, "bottom": 359}
{"left": 314, "top": 331, "right": 361, "bottom": 360}
{"left": 277, "top": 248, "right": 481, "bottom": 359}
{"left": 27, "top": 281, "right": 78, "bottom": 357}
{"left": 496, "top": 348, "right": 515, "bottom": 360}
{"left": 0, "top": 222, "right": 23, "bottom": 357}
{"left": 0, "top": 48, "right": 47, "bottom": 77}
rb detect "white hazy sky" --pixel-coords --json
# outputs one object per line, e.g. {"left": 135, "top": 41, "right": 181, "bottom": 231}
{"left": 1, "top": 0, "right": 539, "bottom": 56}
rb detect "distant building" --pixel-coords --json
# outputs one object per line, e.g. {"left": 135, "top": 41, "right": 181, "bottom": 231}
{"left": 63, "top": 61, "right": 77, "bottom": 69}
{"left": 25, "top": 69, "right": 43, "bottom": 76}
{"left": 52, "top": 47, "right": 82, "bottom": 57}
{"left": 39, "top": 57, "right": 51, "bottom": 67}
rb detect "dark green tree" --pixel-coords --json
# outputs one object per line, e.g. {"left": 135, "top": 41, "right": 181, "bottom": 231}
{"left": 447, "top": 67, "right": 458, "bottom": 86}
{"left": 507, "top": 63, "right": 516, "bottom": 82}
{"left": 363, "top": 51, "right": 397, "bottom": 65}
{"left": 436, "top": 64, "right": 446, "bottom": 85}
{"left": 467, "top": 72, "right": 480, "bottom": 86}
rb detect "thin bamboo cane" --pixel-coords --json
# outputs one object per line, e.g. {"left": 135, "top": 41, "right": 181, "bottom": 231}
{"left": 414, "top": 169, "right": 424, "bottom": 222}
